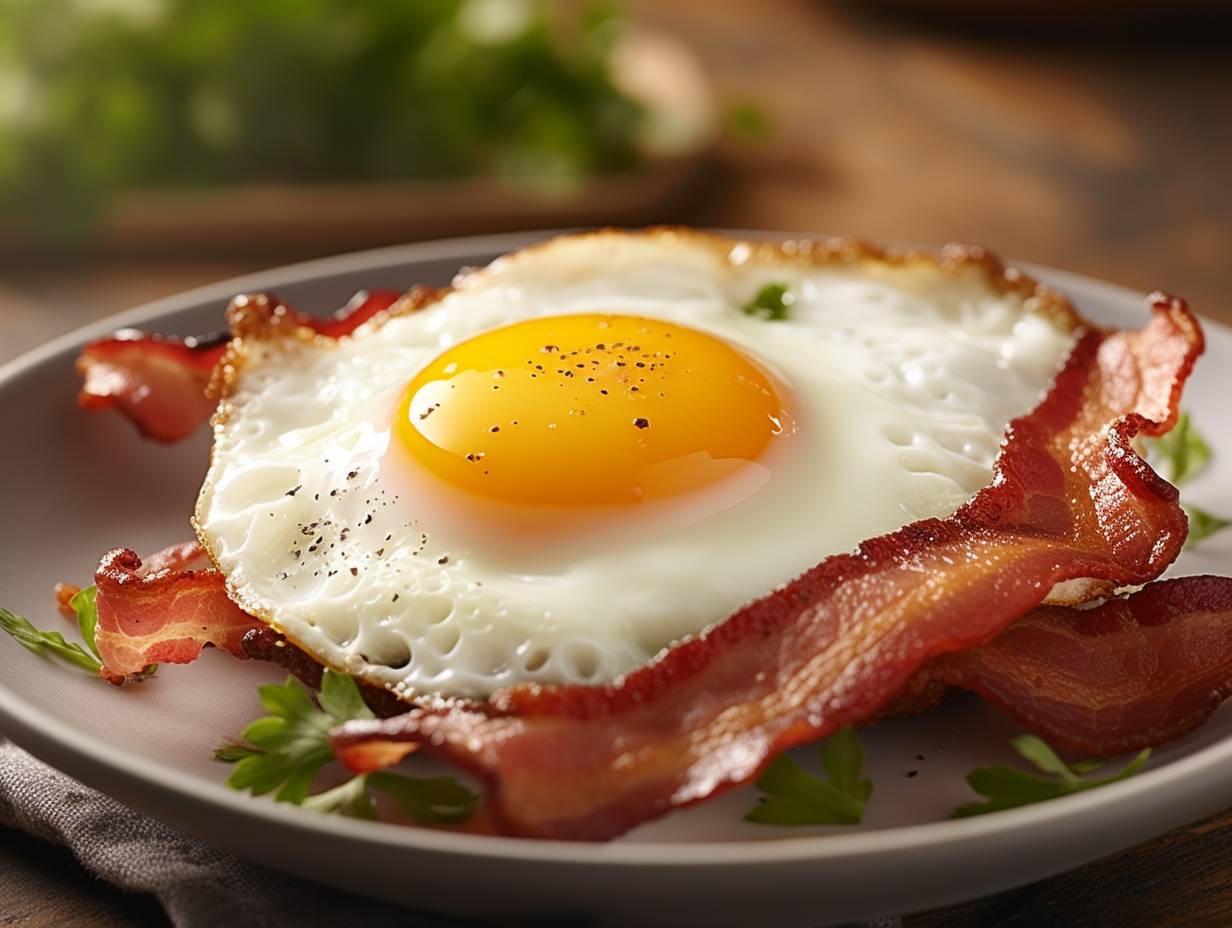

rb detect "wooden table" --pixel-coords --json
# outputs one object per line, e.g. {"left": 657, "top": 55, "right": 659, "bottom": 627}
{"left": 2, "top": 1, "right": 1231, "bottom": 924}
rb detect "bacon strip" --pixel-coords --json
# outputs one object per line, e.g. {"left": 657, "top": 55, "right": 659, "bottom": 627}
{"left": 933, "top": 575, "right": 1232, "bottom": 756}
{"left": 77, "top": 332, "right": 225, "bottom": 442}
{"left": 76, "top": 289, "right": 402, "bottom": 442}
{"left": 93, "top": 542, "right": 261, "bottom": 684}
{"left": 329, "top": 294, "right": 1202, "bottom": 841}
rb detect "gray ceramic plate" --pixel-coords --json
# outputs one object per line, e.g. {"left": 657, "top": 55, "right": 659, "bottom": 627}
{"left": 1, "top": 232, "right": 1229, "bottom": 927}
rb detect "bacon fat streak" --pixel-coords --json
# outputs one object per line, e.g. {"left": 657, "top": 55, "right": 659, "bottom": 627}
{"left": 327, "top": 294, "right": 1204, "bottom": 840}
{"left": 93, "top": 542, "right": 261, "bottom": 683}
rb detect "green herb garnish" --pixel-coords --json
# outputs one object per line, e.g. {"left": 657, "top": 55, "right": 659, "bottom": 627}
{"left": 212, "top": 742, "right": 259, "bottom": 764}
{"left": 745, "top": 729, "right": 871, "bottom": 826}
{"left": 742, "top": 282, "right": 793, "bottom": 321}
{"left": 1, "top": 586, "right": 155, "bottom": 680}
{"left": 1185, "top": 504, "right": 1231, "bottom": 548}
{"left": 0, "top": 604, "right": 103, "bottom": 673}
{"left": 364, "top": 771, "right": 481, "bottom": 824}
{"left": 0, "top": 585, "right": 107, "bottom": 674}
{"left": 218, "top": 670, "right": 479, "bottom": 824}
{"left": 69, "top": 586, "right": 101, "bottom": 660}
{"left": 1144, "top": 412, "right": 1229, "bottom": 548}
{"left": 1146, "top": 411, "right": 1212, "bottom": 486}
{"left": 953, "top": 734, "right": 1149, "bottom": 818}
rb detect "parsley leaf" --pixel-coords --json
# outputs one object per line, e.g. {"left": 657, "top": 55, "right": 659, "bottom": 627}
{"left": 742, "top": 282, "right": 793, "bottom": 321}
{"left": 1144, "top": 413, "right": 1228, "bottom": 548}
{"left": 221, "top": 670, "right": 480, "bottom": 824}
{"left": 69, "top": 586, "right": 101, "bottom": 660}
{"left": 953, "top": 734, "right": 1149, "bottom": 818}
{"left": 745, "top": 729, "right": 871, "bottom": 826}
{"left": 0, "top": 605, "right": 102, "bottom": 673}
{"left": 368, "top": 771, "right": 481, "bottom": 824}
{"left": 303, "top": 775, "right": 377, "bottom": 820}
{"left": 318, "top": 665, "right": 374, "bottom": 721}
{"left": 213, "top": 742, "right": 261, "bottom": 764}
{"left": 226, "top": 675, "right": 359, "bottom": 803}
{"left": 1185, "top": 504, "right": 1231, "bottom": 547}
{"left": 1145, "top": 411, "right": 1212, "bottom": 486}
{"left": 0, "top": 588, "right": 154, "bottom": 680}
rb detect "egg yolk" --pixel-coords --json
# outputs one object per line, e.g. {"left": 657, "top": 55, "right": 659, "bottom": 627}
{"left": 397, "top": 314, "right": 790, "bottom": 507}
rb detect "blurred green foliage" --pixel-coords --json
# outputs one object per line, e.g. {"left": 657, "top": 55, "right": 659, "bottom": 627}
{"left": 0, "top": 0, "right": 644, "bottom": 240}
{"left": 723, "top": 100, "right": 769, "bottom": 141}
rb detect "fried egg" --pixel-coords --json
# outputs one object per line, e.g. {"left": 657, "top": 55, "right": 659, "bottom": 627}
{"left": 195, "top": 231, "right": 1079, "bottom": 699}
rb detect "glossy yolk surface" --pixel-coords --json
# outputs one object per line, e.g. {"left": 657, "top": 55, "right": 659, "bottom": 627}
{"left": 397, "top": 314, "right": 790, "bottom": 507}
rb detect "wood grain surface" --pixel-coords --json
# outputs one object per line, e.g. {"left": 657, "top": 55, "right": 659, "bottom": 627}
{"left": 1, "top": 1, "right": 1230, "bottom": 925}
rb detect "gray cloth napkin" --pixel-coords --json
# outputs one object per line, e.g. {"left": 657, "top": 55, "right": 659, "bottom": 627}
{"left": 0, "top": 740, "right": 468, "bottom": 927}
{"left": 0, "top": 739, "right": 904, "bottom": 928}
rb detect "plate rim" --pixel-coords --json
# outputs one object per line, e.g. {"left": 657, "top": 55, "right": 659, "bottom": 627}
{"left": 1, "top": 228, "right": 1229, "bottom": 869}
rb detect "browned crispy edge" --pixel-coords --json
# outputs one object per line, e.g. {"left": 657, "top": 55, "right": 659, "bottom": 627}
{"left": 208, "top": 228, "right": 1083, "bottom": 409}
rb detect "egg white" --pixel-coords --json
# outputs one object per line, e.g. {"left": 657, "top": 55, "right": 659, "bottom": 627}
{"left": 195, "top": 231, "right": 1078, "bottom": 699}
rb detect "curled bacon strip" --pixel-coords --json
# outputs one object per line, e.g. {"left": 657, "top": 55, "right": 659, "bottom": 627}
{"left": 93, "top": 542, "right": 261, "bottom": 684}
{"left": 76, "top": 289, "right": 402, "bottom": 442}
{"left": 329, "top": 294, "right": 1202, "bottom": 841}
{"left": 76, "top": 331, "right": 225, "bottom": 443}
{"left": 934, "top": 575, "right": 1232, "bottom": 756}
